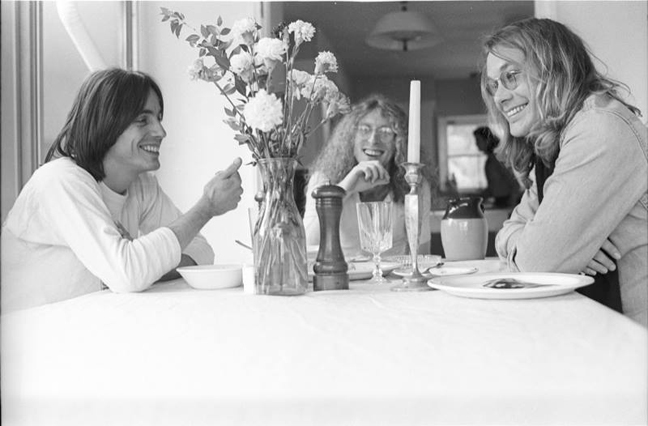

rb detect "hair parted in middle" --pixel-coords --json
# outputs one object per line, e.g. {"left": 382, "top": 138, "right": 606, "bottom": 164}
{"left": 309, "top": 94, "right": 412, "bottom": 202}
{"left": 479, "top": 17, "right": 640, "bottom": 186}
{"left": 45, "top": 68, "right": 164, "bottom": 181}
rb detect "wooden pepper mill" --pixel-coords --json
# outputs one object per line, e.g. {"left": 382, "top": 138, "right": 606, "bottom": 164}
{"left": 312, "top": 184, "right": 348, "bottom": 291}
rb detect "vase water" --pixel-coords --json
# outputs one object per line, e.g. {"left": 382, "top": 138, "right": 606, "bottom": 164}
{"left": 253, "top": 158, "right": 309, "bottom": 295}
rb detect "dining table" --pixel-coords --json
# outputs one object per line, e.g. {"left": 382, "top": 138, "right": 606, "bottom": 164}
{"left": 1, "top": 258, "right": 646, "bottom": 426}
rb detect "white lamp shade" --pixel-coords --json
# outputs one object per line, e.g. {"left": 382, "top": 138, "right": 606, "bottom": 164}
{"left": 366, "top": 10, "right": 442, "bottom": 51}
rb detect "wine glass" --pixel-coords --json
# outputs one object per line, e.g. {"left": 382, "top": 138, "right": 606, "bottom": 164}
{"left": 356, "top": 202, "right": 393, "bottom": 283}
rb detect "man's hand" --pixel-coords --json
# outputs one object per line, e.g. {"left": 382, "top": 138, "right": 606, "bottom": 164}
{"left": 202, "top": 158, "right": 244, "bottom": 216}
{"left": 338, "top": 161, "right": 390, "bottom": 195}
{"left": 582, "top": 238, "right": 620, "bottom": 276}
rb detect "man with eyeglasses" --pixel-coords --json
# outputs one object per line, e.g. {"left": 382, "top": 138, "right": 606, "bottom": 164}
{"left": 481, "top": 18, "right": 647, "bottom": 327}
{"left": 303, "top": 94, "right": 432, "bottom": 258}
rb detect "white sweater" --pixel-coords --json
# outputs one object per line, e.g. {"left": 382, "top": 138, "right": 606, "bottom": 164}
{"left": 303, "top": 171, "right": 431, "bottom": 258}
{"left": 1, "top": 158, "right": 214, "bottom": 312}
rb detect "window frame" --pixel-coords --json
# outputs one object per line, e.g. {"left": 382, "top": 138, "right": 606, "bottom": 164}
{"left": 436, "top": 114, "right": 488, "bottom": 193}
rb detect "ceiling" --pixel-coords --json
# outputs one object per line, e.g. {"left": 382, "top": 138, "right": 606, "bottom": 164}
{"left": 282, "top": 1, "right": 535, "bottom": 80}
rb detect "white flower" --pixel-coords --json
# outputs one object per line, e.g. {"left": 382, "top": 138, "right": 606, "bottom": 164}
{"left": 255, "top": 37, "right": 287, "bottom": 72}
{"left": 244, "top": 90, "right": 283, "bottom": 132}
{"left": 188, "top": 58, "right": 204, "bottom": 81}
{"left": 288, "top": 69, "right": 312, "bottom": 99}
{"left": 315, "top": 51, "right": 338, "bottom": 74}
{"left": 325, "top": 94, "right": 351, "bottom": 120}
{"left": 230, "top": 51, "right": 254, "bottom": 82}
{"left": 322, "top": 80, "right": 341, "bottom": 103}
{"left": 288, "top": 20, "right": 315, "bottom": 46}
{"left": 168, "top": 11, "right": 351, "bottom": 159}
{"left": 301, "top": 74, "right": 337, "bottom": 101}
{"left": 290, "top": 69, "right": 311, "bottom": 86}
{"left": 256, "top": 37, "right": 286, "bottom": 62}
{"left": 231, "top": 18, "right": 257, "bottom": 45}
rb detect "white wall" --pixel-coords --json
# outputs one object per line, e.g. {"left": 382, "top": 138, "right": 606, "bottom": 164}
{"left": 536, "top": 1, "right": 648, "bottom": 119}
{"left": 138, "top": 2, "right": 261, "bottom": 264}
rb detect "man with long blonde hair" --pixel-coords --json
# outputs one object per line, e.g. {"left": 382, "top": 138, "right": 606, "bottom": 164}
{"left": 304, "top": 94, "right": 432, "bottom": 257}
{"left": 482, "top": 18, "right": 647, "bottom": 326}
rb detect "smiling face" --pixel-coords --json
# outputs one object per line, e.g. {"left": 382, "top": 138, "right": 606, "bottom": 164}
{"left": 485, "top": 47, "right": 539, "bottom": 138}
{"left": 352, "top": 109, "right": 396, "bottom": 167}
{"left": 102, "top": 89, "right": 166, "bottom": 192}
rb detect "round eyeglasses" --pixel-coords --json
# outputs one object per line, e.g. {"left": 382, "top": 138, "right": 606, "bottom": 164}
{"left": 356, "top": 124, "right": 396, "bottom": 143}
{"left": 485, "top": 70, "right": 523, "bottom": 97}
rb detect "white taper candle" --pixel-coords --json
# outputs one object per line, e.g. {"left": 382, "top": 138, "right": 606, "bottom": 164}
{"left": 407, "top": 80, "right": 421, "bottom": 163}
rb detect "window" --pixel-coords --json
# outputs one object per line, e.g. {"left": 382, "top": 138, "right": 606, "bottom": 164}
{"left": 437, "top": 115, "right": 488, "bottom": 194}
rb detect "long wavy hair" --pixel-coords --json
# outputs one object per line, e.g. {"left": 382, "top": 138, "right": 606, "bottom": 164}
{"left": 479, "top": 18, "right": 641, "bottom": 186}
{"left": 45, "top": 68, "right": 164, "bottom": 181}
{"left": 309, "top": 94, "right": 412, "bottom": 203}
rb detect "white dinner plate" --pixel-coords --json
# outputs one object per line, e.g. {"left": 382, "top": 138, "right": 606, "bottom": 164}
{"left": 428, "top": 272, "right": 594, "bottom": 300}
{"left": 425, "top": 266, "right": 478, "bottom": 277}
{"left": 389, "top": 255, "right": 443, "bottom": 277}
{"left": 308, "top": 261, "right": 400, "bottom": 281}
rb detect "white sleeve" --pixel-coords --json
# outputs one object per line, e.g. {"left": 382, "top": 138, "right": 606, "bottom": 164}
{"left": 137, "top": 174, "right": 214, "bottom": 265}
{"left": 37, "top": 170, "right": 182, "bottom": 293}
{"left": 303, "top": 172, "right": 331, "bottom": 247}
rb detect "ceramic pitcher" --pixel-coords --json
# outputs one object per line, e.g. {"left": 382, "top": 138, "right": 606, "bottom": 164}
{"left": 440, "top": 197, "right": 488, "bottom": 261}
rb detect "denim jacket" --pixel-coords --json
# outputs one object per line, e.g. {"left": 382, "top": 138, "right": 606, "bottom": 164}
{"left": 496, "top": 94, "right": 648, "bottom": 327}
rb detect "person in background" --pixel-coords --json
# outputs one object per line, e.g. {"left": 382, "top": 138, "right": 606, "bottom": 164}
{"left": 1, "top": 68, "right": 244, "bottom": 312}
{"left": 473, "top": 126, "right": 521, "bottom": 208}
{"left": 304, "top": 94, "right": 432, "bottom": 258}
{"left": 481, "top": 18, "right": 647, "bottom": 326}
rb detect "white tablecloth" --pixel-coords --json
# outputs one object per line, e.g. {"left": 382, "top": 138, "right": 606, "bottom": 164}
{"left": 2, "top": 260, "right": 646, "bottom": 426}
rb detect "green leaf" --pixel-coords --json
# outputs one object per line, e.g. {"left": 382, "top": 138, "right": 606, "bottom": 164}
{"left": 186, "top": 34, "right": 200, "bottom": 46}
{"left": 200, "top": 25, "right": 209, "bottom": 38}
{"left": 220, "top": 28, "right": 231, "bottom": 36}
{"left": 221, "top": 39, "right": 233, "bottom": 51}
{"left": 224, "top": 107, "right": 236, "bottom": 117}
{"left": 224, "top": 119, "right": 241, "bottom": 132}
{"left": 213, "top": 53, "right": 230, "bottom": 70}
{"left": 207, "top": 25, "right": 219, "bottom": 36}
{"left": 234, "top": 77, "right": 247, "bottom": 97}
{"left": 234, "top": 134, "right": 251, "bottom": 144}
{"left": 199, "top": 48, "right": 207, "bottom": 57}
{"left": 203, "top": 45, "right": 219, "bottom": 58}
{"left": 217, "top": 16, "right": 223, "bottom": 26}
{"left": 230, "top": 45, "right": 242, "bottom": 57}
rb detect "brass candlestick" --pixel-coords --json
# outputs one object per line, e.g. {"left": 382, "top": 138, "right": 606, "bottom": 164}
{"left": 391, "top": 162, "right": 432, "bottom": 292}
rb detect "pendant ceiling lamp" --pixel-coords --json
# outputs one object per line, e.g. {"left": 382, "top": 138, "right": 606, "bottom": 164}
{"left": 366, "top": 2, "right": 441, "bottom": 52}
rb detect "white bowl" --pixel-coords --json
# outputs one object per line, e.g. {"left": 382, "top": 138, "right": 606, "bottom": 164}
{"left": 177, "top": 264, "right": 243, "bottom": 290}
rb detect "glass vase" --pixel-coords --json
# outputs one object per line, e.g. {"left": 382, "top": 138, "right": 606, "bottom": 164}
{"left": 253, "top": 157, "right": 309, "bottom": 295}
